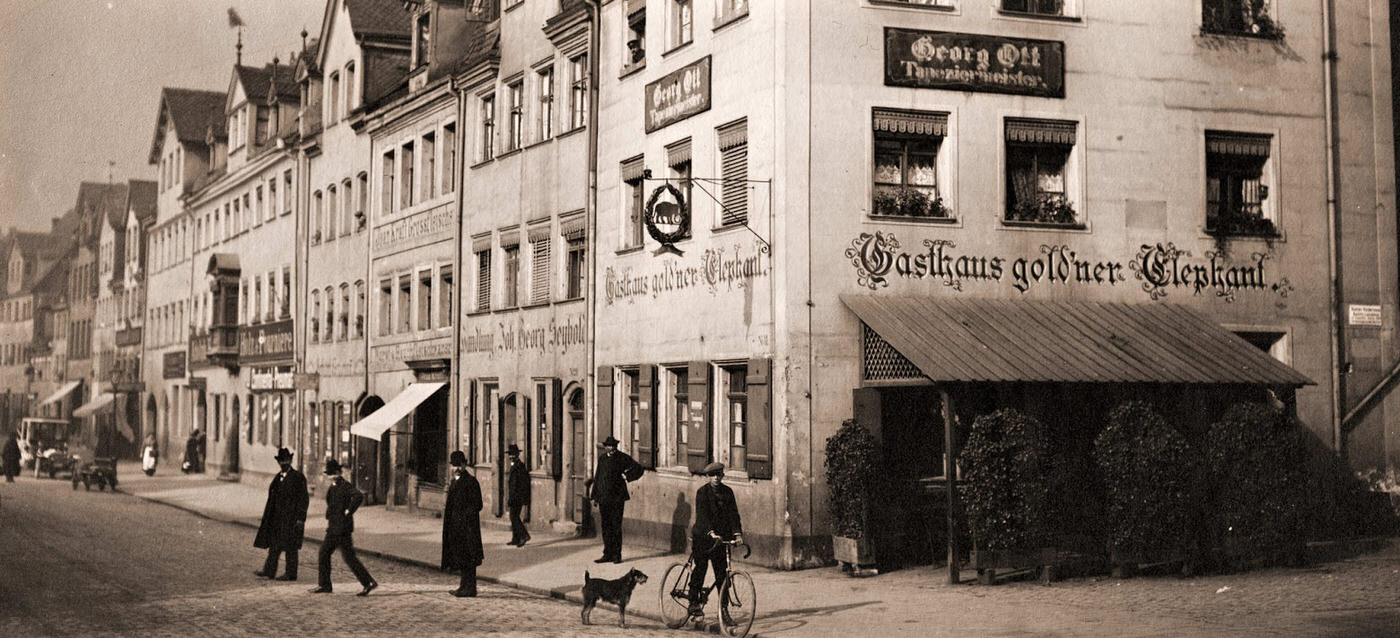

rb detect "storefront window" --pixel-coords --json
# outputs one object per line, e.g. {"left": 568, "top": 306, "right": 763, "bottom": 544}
{"left": 671, "top": 367, "right": 689, "bottom": 466}
{"left": 625, "top": 369, "right": 640, "bottom": 454}
{"left": 534, "top": 382, "right": 549, "bottom": 471}
{"left": 724, "top": 365, "right": 746, "bottom": 472}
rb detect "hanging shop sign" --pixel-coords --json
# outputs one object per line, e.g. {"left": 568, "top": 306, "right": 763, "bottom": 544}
{"left": 293, "top": 372, "right": 321, "bottom": 391}
{"left": 845, "top": 232, "right": 1295, "bottom": 302}
{"left": 645, "top": 183, "right": 690, "bottom": 255}
{"left": 163, "top": 351, "right": 187, "bottom": 379}
{"left": 884, "top": 28, "right": 1065, "bottom": 99}
{"left": 239, "top": 319, "right": 295, "bottom": 365}
{"left": 645, "top": 56, "right": 712, "bottom": 133}
{"left": 250, "top": 365, "right": 295, "bottom": 392}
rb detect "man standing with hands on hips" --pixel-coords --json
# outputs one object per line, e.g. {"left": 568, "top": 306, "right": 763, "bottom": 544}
{"left": 587, "top": 435, "right": 643, "bottom": 564}
{"left": 310, "top": 459, "right": 378, "bottom": 596}
{"left": 253, "top": 448, "right": 308, "bottom": 580}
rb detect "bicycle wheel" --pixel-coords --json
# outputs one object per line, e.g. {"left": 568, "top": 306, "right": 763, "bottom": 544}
{"left": 659, "top": 562, "right": 693, "bottom": 629}
{"left": 719, "top": 570, "right": 756, "bottom": 638}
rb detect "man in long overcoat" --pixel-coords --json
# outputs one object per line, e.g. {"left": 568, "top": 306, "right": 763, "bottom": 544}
{"left": 253, "top": 448, "right": 308, "bottom": 580}
{"left": 442, "top": 450, "right": 483, "bottom": 597}
{"left": 506, "top": 444, "right": 531, "bottom": 547}
{"left": 588, "top": 435, "right": 644, "bottom": 563}
{"left": 3, "top": 431, "right": 21, "bottom": 482}
{"left": 310, "top": 459, "right": 377, "bottom": 596}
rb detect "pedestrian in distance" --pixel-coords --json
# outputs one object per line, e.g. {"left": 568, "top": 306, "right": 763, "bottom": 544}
{"left": 253, "top": 448, "right": 309, "bottom": 581}
{"left": 141, "top": 434, "right": 158, "bottom": 477}
{"left": 688, "top": 462, "right": 744, "bottom": 616}
{"left": 442, "top": 450, "right": 483, "bottom": 597}
{"left": 506, "top": 443, "right": 531, "bottom": 547}
{"left": 182, "top": 430, "right": 199, "bottom": 474}
{"left": 3, "top": 431, "right": 20, "bottom": 483}
{"left": 194, "top": 427, "right": 207, "bottom": 472}
{"left": 587, "top": 435, "right": 644, "bottom": 564}
{"left": 310, "top": 459, "right": 378, "bottom": 596}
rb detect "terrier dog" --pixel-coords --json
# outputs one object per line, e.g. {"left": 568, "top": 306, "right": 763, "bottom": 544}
{"left": 580, "top": 568, "right": 648, "bottom": 627}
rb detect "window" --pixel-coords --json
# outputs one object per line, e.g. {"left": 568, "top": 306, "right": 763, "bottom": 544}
{"left": 328, "top": 72, "right": 341, "bottom": 122}
{"left": 529, "top": 231, "right": 551, "bottom": 305}
{"left": 418, "top": 270, "right": 432, "bottom": 331}
{"left": 1001, "top": 0, "right": 1066, "bottom": 16}
{"left": 717, "top": 119, "right": 748, "bottom": 226}
{"left": 622, "top": 156, "right": 645, "bottom": 248}
{"left": 534, "top": 382, "right": 549, "bottom": 472}
{"left": 281, "top": 268, "right": 291, "bottom": 318}
{"left": 339, "top": 283, "right": 350, "bottom": 340}
{"left": 312, "top": 191, "right": 323, "bottom": 242}
{"left": 872, "top": 109, "right": 949, "bottom": 219}
{"left": 1205, "top": 131, "right": 1277, "bottom": 236}
{"left": 537, "top": 67, "right": 554, "bottom": 141}
{"left": 342, "top": 179, "right": 354, "bottom": 235}
{"left": 252, "top": 277, "right": 262, "bottom": 325}
{"left": 670, "top": 0, "right": 692, "bottom": 49}
{"left": 667, "top": 139, "right": 694, "bottom": 239}
{"left": 266, "top": 271, "right": 277, "bottom": 322}
{"left": 381, "top": 152, "right": 395, "bottom": 216}
{"left": 669, "top": 366, "right": 689, "bottom": 466}
{"left": 722, "top": 364, "right": 747, "bottom": 473}
{"left": 475, "top": 248, "right": 492, "bottom": 312}
{"left": 378, "top": 279, "right": 392, "bottom": 336}
{"left": 345, "top": 62, "right": 357, "bottom": 111}
{"left": 415, "top": 13, "right": 431, "bottom": 67}
{"left": 397, "top": 274, "right": 412, "bottom": 334}
{"left": 422, "top": 132, "right": 436, "bottom": 202}
{"left": 505, "top": 81, "right": 524, "bottom": 152}
{"left": 283, "top": 170, "right": 293, "bottom": 216}
{"left": 268, "top": 179, "right": 277, "bottom": 225}
{"left": 480, "top": 94, "right": 496, "bottom": 161}
{"left": 479, "top": 383, "right": 498, "bottom": 464}
{"left": 354, "top": 280, "right": 366, "bottom": 337}
{"left": 569, "top": 54, "right": 587, "bottom": 131}
{"left": 310, "top": 290, "right": 320, "bottom": 343}
{"left": 502, "top": 242, "right": 520, "bottom": 308}
{"left": 442, "top": 122, "right": 457, "bottom": 193}
{"left": 624, "top": 6, "right": 647, "bottom": 69}
{"left": 624, "top": 369, "right": 641, "bottom": 453}
{"left": 1004, "top": 118, "right": 1079, "bottom": 225}
{"left": 434, "top": 265, "right": 454, "bottom": 328}
{"left": 326, "top": 184, "right": 338, "bottom": 240}
{"left": 356, "top": 173, "right": 368, "bottom": 230}
{"left": 716, "top": 0, "right": 748, "bottom": 25}
{"left": 401, "top": 141, "right": 415, "bottom": 209}
{"left": 1202, "top": 0, "right": 1283, "bottom": 38}
{"left": 255, "top": 106, "right": 269, "bottom": 145}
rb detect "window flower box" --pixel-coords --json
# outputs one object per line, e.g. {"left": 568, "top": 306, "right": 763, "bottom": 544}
{"left": 1005, "top": 194, "right": 1077, "bottom": 225}
{"left": 872, "top": 187, "right": 950, "bottom": 220}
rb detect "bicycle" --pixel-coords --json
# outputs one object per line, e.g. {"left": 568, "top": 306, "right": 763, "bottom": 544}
{"left": 659, "top": 537, "right": 756, "bottom": 638}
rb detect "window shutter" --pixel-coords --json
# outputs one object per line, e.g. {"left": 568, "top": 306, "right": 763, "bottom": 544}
{"left": 719, "top": 129, "right": 748, "bottom": 226}
{"left": 468, "top": 381, "right": 478, "bottom": 463}
{"left": 637, "top": 364, "right": 657, "bottom": 469}
{"left": 685, "top": 361, "right": 710, "bottom": 474}
{"left": 745, "top": 357, "right": 772, "bottom": 479}
{"left": 550, "top": 378, "right": 564, "bottom": 480}
{"left": 596, "top": 365, "right": 614, "bottom": 443}
{"left": 476, "top": 250, "right": 491, "bottom": 310}
{"left": 530, "top": 236, "right": 551, "bottom": 304}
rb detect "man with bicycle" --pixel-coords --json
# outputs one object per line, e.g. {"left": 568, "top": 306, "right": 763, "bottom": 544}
{"left": 688, "top": 461, "right": 743, "bottom": 616}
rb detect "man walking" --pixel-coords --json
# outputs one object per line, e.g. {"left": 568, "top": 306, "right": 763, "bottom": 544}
{"left": 587, "top": 435, "right": 643, "bottom": 563}
{"left": 688, "top": 462, "right": 744, "bottom": 616}
{"left": 3, "top": 431, "right": 20, "bottom": 483}
{"left": 506, "top": 444, "right": 531, "bottom": 547}
{"left": 253, "top": 448, "right": 308, "bottom": 581}
{"left": 442, "top": 451, "right": 483, "bottom": 597}
{"left": 310, "top": 459, "right": 378, "bottom": 596}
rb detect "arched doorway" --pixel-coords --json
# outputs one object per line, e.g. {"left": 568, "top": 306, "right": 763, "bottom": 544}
{"left": 355, "top": 394, "right": 386, "bottom": 505}
{"left": 567, "top": 388, "right": 590, "bottom": 531}
{"left": 496, "top": 393, "right": 518, "bottom": 518}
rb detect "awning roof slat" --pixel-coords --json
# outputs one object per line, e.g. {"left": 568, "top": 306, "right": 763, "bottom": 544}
{"left": 73, "top": 392, "right": 115, "bottom": 418}
{"left": 350, "top": 382, "right": 446, "bottom": 439}
{"left": 39, "top": 381, "right": 82, "bottom": 407}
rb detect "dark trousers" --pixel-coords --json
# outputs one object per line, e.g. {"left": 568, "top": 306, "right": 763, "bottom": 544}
{"left": 688, "top": 536, "right": 728, "bottom": 606}
{"left": 508, "top": 504, "right": 529, "bottom": 543}
{"left": 261, "top": 547, "right": 299, "bottom": 578}
{"left": 598, "top": 500, "right": 625, "bottom": 559}
{"left": 318, "top": 533, "right": 373, "bottom": 588}
{"left": 458, "top": 565, "right": 477, "bottom": 595}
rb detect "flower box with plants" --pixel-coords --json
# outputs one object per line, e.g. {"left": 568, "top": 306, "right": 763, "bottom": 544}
{"left": 1206, "top": 209, "right": 1278, "bottom": 238}
{"left": 1201, "top": 2, "right": 1284, "bottom": 40}
{"left": 961, "top": 408, "right": 1058, "bottom": 585}
{"left": 824, "top": 418, "right": 880, "bottom": 575}
{"left": 1205, "top": 403, "right": 1309, "bottom": 571}
{"left": 1004, "top": 194, "right": 1079, "bottom": 227}
{"left": 872, "top": 186, "right": 950, "bottom": 220}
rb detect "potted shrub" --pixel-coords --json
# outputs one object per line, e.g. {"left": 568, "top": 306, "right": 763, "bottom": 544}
{"left": 1093, "top": 401, "right": 1202, "bottom": 577}
{"left": 872, "top": 187, "right": 950, "bottom": 219}
{"left": 961, "top": 408, "right": 1056, "bottom": 584}
{"left": 824, "top": 418, "right": 880, "bottom": 574}
{"left": 1006, "top": 194, "right": 1077, "bottom": 225}
{"left": 1205, "top": 402, "right": 1309, "bottom": 571}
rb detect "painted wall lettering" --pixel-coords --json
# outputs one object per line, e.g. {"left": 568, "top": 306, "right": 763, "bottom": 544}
{"left": 605, "top": 240, "right": 769, "bottom": 305}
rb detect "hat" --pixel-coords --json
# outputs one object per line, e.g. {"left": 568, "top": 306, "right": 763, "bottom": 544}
{"left": 599, "top": 436, "right": 620, "bottom": 448}
{"left": 702, "top": 462, "right": 725, "bottom": 476}
{"left": 274, "top": 448, "right": 294, "bottom": 463}
{"left": 449, "top": 450, "right": 469, "bottom": 467}
{"left": 323, "top": 459, "right": 342, "bottom": 475}
{"left": 506, "top": 444, "right": 521, "bottom": 456}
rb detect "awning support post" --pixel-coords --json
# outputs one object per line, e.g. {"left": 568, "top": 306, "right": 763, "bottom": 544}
{"left": 940, "top": 386, "right": 959, "bottom": 585}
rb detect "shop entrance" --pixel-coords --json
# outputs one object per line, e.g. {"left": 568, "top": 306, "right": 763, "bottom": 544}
{"left": 496, "top": 393, "right": 518, "bottom": 518}
{"left": 567, "top": 389, "right": 589, "bottom": 530}
{"left": 411, "top": 386, "right": 448, "bottom": 486}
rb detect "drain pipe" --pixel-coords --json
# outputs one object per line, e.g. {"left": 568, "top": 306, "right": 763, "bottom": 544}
{"left": 1321, "top": 0, "right": 1346, "bottom": 454}
{"left": 583, "top": 0, "right": 601, "bottom": 481}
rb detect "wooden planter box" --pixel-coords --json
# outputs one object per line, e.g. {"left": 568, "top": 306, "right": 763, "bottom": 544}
{"left": 832, "top": 534, "right": 878, "bottom": 576}
{"left": 971, "top": 547, "right": 1057, "bottom": 585}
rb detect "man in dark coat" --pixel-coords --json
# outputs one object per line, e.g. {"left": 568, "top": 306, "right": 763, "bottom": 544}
{"left": 253, "top": 448, "right": 308, "bottom": 580}
{"left": 183, "top": 431, "right": 199, "bottom": 473}
{"left": 3, "top": 432, "right": 21, "bottom": 482}
{"left": 506, "top": 444, "right": 531, "bottom": 547}
{"left": 310, "top": 459, "right": 377, "bottom": 596}
{"left": 688, "top": 462, "right": 744, "bottom": 614}
{"left": 442, "top": 450, "right": 483, "bottom": 597}
{"left": 587, "top": 435, "right": 644, "bottom": 563}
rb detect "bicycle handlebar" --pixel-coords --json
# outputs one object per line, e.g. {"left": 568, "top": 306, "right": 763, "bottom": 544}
{"left": 709, "top": 537, "right": 751, "bottom": 559}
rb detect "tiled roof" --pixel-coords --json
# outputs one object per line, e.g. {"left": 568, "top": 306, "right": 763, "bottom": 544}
{"left": 459, "top": 24, "right": 500, "bottom": 72}
{"left": 235, "top": 63, "right": 300, "bottom": 106}
{"left": 163, "top": 88, "right": 227, "bottom": 143}
{"left": 345, "top": 0, "right": 412, "bottom": 39}
{"left": 11, "top": 231, "right": 58, "bottom": 259}
{"left": 127, "top": 180, "right": 157, "bottom": 224}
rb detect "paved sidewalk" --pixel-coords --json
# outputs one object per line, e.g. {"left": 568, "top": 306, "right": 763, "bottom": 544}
{"left": 115, "top": 462, "right": 1400, "bottom": 638}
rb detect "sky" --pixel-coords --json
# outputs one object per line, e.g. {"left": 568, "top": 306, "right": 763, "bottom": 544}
{"left": 0, "top": 1, "right": 325, "bottom": 234}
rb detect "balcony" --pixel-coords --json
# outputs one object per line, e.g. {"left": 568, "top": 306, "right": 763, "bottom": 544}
{"left": 189, "top": 325, "right": 239, "bottom": 371}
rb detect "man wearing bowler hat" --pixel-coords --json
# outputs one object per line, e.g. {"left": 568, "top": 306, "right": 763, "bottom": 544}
{"left": 506, "top": 444, "right": 531, "bottom": 547}
{"left": 310, "top": 459, "right": 378, "bottom": 596}
{"left": 442, "top": 451, "right": 483, "bottom": 597}
{"left": 586, "top": 435, "right": 643, "bottom": 563}
{"left": 253, "top": 448, "right": 309, "bottom": 580}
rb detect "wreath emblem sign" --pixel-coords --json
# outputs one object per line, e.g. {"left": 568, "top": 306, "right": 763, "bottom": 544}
{"left": 645, "top": 182, "right": 689, "bottom": 256}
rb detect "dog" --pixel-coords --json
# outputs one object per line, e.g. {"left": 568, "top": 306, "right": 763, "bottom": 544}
{"left": 580, "top": 568, "right": 648, "bottom": 627}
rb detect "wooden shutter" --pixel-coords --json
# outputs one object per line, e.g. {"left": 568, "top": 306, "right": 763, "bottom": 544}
{"left": 475, "top": 249, "right": 491, "bottom": 311}
{"left": 530, "top": 235, "right": 551, "bottom": 304}
{"left": 745, "top": 357, "right": 772, "bottom": 479}
{"left": 637, "top": 364, "right": 657, "bottom": 469}
{"left": 550, "top": 378, "right": 564, "bottom": 480}
{"left": 686, "top": 361, "right": 711, "bottom": 474}
{"left": 718, "top": 120, "right": 748, "bottom": 226}
{"left": 596, "top": 365, "right": 614, "bottom": 443}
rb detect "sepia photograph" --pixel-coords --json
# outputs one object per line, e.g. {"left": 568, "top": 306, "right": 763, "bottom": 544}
{"left": 2, "top": 1, "right": 1400, "bottom": 636}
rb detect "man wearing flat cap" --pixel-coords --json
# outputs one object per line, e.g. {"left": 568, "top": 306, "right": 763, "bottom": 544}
{"left": 587, "top": 435, "right": 644, "bottom": 563}
{"left": 310, "top": 459, "right": 377, "bottom": 596}
{"left": 442, "top": 450, "right": 483, "bottom": 597}
{"left": 688, "top": 462, "right": 744, "bottom": 615}
{"left": 253, "top": 448, "right": 309, "bottom": 580}
{"left": 506, "top": 444, "right": 531, "bottom": 547}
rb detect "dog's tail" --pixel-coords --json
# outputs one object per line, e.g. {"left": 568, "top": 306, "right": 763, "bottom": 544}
{"left": 584, "top": 570, "right": 591, "bottom": 583}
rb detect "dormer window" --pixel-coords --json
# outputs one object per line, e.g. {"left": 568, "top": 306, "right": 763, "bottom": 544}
{"left": 345, "top": 62, "right": 357, "bottom": 111}
{"left": 255, "top": 106, "right": 270, "bottom": 145}
{"left": 415, "top": 13, "right": 431, "bottom": 69}
{"left": 328, "top": 72, "right": 341, "bottom": 123}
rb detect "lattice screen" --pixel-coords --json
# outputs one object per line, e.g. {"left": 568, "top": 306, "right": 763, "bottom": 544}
{"left": 862, "top": 323, "right": 923, "bottom": 381}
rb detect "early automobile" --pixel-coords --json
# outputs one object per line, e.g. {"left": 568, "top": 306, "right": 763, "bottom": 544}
{"left": 18, "top": 417, "right": 77, "bottom": 479}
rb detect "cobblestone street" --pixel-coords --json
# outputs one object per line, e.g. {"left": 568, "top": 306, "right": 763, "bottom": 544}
{"left": 0, "top": 478, "right": 674, "bottom": 638}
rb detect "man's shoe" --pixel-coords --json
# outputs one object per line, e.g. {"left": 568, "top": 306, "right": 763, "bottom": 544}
{"left": 449, "top": 588, "right": 477, "bottom": 598}
{"left": 593, "top": 556, "right": 610, "bottom": 563}
{"left": 688, "top": 602, "right": 705, "bottom": 617}
{"left": 275, "top": 574, "right": 297, "bottom": 581}
{"left": 253, "top": 570, "right": 273, "bottom": 579}
{"left": 357, "top": 581, "right": 378, "bottom": 597}
{"left": 517, "top": 536, "right": 529, "bottom": 547}
{"left": 612, "top": 557, "right": 624, "bottom": 564}
{"left": 308, "top": 586, "right": 332, "bottom": 594}
{"left": 506, "top": 539, "right": 520, "bottom": 547}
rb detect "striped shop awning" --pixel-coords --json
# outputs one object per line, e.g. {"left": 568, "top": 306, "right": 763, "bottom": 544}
{"left": 667, "top": 138, "right": 692, "bottom": 168}
{"left": 621, "top": 155, "right": 646, "bottom": 183}
{"left": 841, "top": 295, "right": 1313, "bottom": 386}
{"left": 1005, "top": 118, "right": 1077, "bottom": 146}
{"left": 873, "top": 108, "right": 947, "bottom": 137}
{"left": 560, "top": 215, "right": 586, "bottom": 241}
